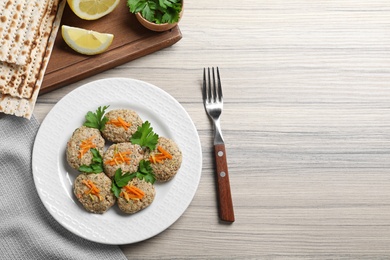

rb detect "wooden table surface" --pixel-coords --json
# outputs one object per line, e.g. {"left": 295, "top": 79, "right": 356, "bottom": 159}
{"left": 34, "top": 0, "right": 390, "bottom": 258}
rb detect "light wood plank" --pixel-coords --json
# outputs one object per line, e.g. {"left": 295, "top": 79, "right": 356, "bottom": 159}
{"left": 35, "top": 0, "right": 390, "bottom": 258}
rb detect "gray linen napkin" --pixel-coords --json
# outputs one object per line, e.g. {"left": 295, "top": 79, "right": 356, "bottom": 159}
{"left": 0, "top": 115, "right": 127, "bottom": 260}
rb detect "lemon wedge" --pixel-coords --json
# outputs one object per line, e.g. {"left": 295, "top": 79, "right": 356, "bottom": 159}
{"left": 62, "top": 25, "right": 114, "bottom": 55}
{"left": 67, "top": 0, "right": 120, "bottom": 20}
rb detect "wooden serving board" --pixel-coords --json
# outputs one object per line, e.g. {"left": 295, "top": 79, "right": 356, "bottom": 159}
{"left": 40, "top": 2, "right": 182, "bottom": 95}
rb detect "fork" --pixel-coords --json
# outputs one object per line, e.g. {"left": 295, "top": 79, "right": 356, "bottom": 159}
{"left": 202, "top": 67, "right": 235, "bottom": 223}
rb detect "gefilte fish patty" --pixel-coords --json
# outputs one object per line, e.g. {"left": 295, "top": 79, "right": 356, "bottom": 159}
{"left": 74, "top": 172, "right": 116, "bottom": 214}
{"left": 101, "top": 109, "right": 143, "bottom": 143}
{"left": 146, "top": 137, "right": 182, "bottom": 182}
{"left": 66, "top": 126, "right": 105, "bottom": 170}
{"left": 117, "top": 178, "right": 155, "bottom": 214}
{"left": 103, "top": 142, "right": 145, "bottom": 178}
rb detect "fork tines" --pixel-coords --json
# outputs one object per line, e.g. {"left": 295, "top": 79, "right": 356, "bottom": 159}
{"left": 203, "top": 67, "right": 223, "bottom": 104}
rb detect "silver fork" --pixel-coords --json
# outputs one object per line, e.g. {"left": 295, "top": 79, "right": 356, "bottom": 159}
{"left": 202, "top": 67, "right": 235, "bottom": 223}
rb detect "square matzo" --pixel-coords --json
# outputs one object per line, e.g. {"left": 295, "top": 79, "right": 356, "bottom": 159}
{"left": 0, "top": 0, "right": 65, "bottom": 119}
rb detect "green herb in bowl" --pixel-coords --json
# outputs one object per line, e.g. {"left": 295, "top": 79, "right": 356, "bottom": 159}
{"left": 127, "top": 0, "right": 183, "bottom": 24}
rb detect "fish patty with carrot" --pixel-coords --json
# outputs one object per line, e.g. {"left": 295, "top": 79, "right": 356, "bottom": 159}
{"left": 146, "top": 137, "right": 182, "bottom": 182}
{"left": 103, "top": 142, "right": 145, "bottom": 178}
{"left": 117, "top": 178, "right": 156, "bottom": 214}
{"left": 74, "top": 172, "right": 116, "bottom": 214}
{"left": 66, "top": 126, "right": 105, "bottom": 170}
{"left": 101, "top": 109, "right": 143, "bottom": 143}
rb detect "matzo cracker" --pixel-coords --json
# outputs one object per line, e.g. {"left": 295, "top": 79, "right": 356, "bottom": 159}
{"left": 0, "top": 0, "right": 49, "bottom": 66}
{"left": 0, "top": 0, "right": 65, "bottom": 119}
{"left": 0, "top": 0, "right": 59, "bottom": 99}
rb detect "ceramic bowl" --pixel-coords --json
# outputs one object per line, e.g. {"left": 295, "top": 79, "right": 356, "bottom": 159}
{"left": 135, "top": 1, "right": 184, "bottom": 32}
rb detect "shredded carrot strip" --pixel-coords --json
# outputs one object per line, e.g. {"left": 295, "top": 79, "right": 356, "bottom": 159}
{"left": 120, "top": 191, "right": 130, "bottom": 201}
{"left": 158, "top": 146, "right": 173, "bottom": 159}
{"left": 121, "top": 185, "right": 145, "bottom": 201}
{"left": 149, "top": 145, "right": 173, "bottom": 164}
{"left": 105, "top": 150, "right": 132, "bottom": 166}
{"left": 106, "top": 116, "right": 131, "bottom": 130}
{"left": 125, "top": 185, "right": 145, "bottom": 197}
{"left": 78, "top": 136, "right": 97, "bottom": 159}
{"left": 82, "top": 179, "right": 102, "bottom": 201}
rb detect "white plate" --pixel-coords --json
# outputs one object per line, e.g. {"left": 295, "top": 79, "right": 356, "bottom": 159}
{"left": 32, "top": 78, "right": 202, "bottom": 245}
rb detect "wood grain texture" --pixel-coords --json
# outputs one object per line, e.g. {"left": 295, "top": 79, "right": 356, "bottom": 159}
{"left": 34, "top": 0, "right": 390, "bottom": 258}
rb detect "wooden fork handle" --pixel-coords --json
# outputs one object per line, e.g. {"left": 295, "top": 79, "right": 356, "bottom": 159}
{"left": 214, "top": 144, "right": 235, "bottom": 222}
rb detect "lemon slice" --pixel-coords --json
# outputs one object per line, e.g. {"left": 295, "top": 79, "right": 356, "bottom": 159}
{"left": 62, "top": 25, "right": 114, "bottom": 55}
{"left": 67, "top": 0, "right": 120, "bottom": 20}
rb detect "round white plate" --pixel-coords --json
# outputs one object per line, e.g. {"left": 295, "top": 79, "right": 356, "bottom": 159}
{"left": 32, "top": 78, "right": 202, "bottom": 245}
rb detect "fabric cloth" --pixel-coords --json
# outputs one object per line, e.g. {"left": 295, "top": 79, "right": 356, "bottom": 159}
{"left": 0, "top": 114, "right": 127, "bottom": 260}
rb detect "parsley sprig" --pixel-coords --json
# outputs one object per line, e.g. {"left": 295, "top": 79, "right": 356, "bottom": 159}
{"left": 78, "top": 148, "right": 104, "bottom": 174}
{"left": 111, "top": 160, "right": 156, "bottom": 198}
{"left": 127, "top": 0, "right": 182, "bottom": 24}
{"left": 83, "top": 105, "right": 109, "bottom": 131}
{"left": 130, "top": 121, "right": 159, "bottom": 150}
{"left": 129, "top": 160, "right": 156, "bottom": 184}
{"left": 111, "top": 169, "right": 133, "bottom": 198}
